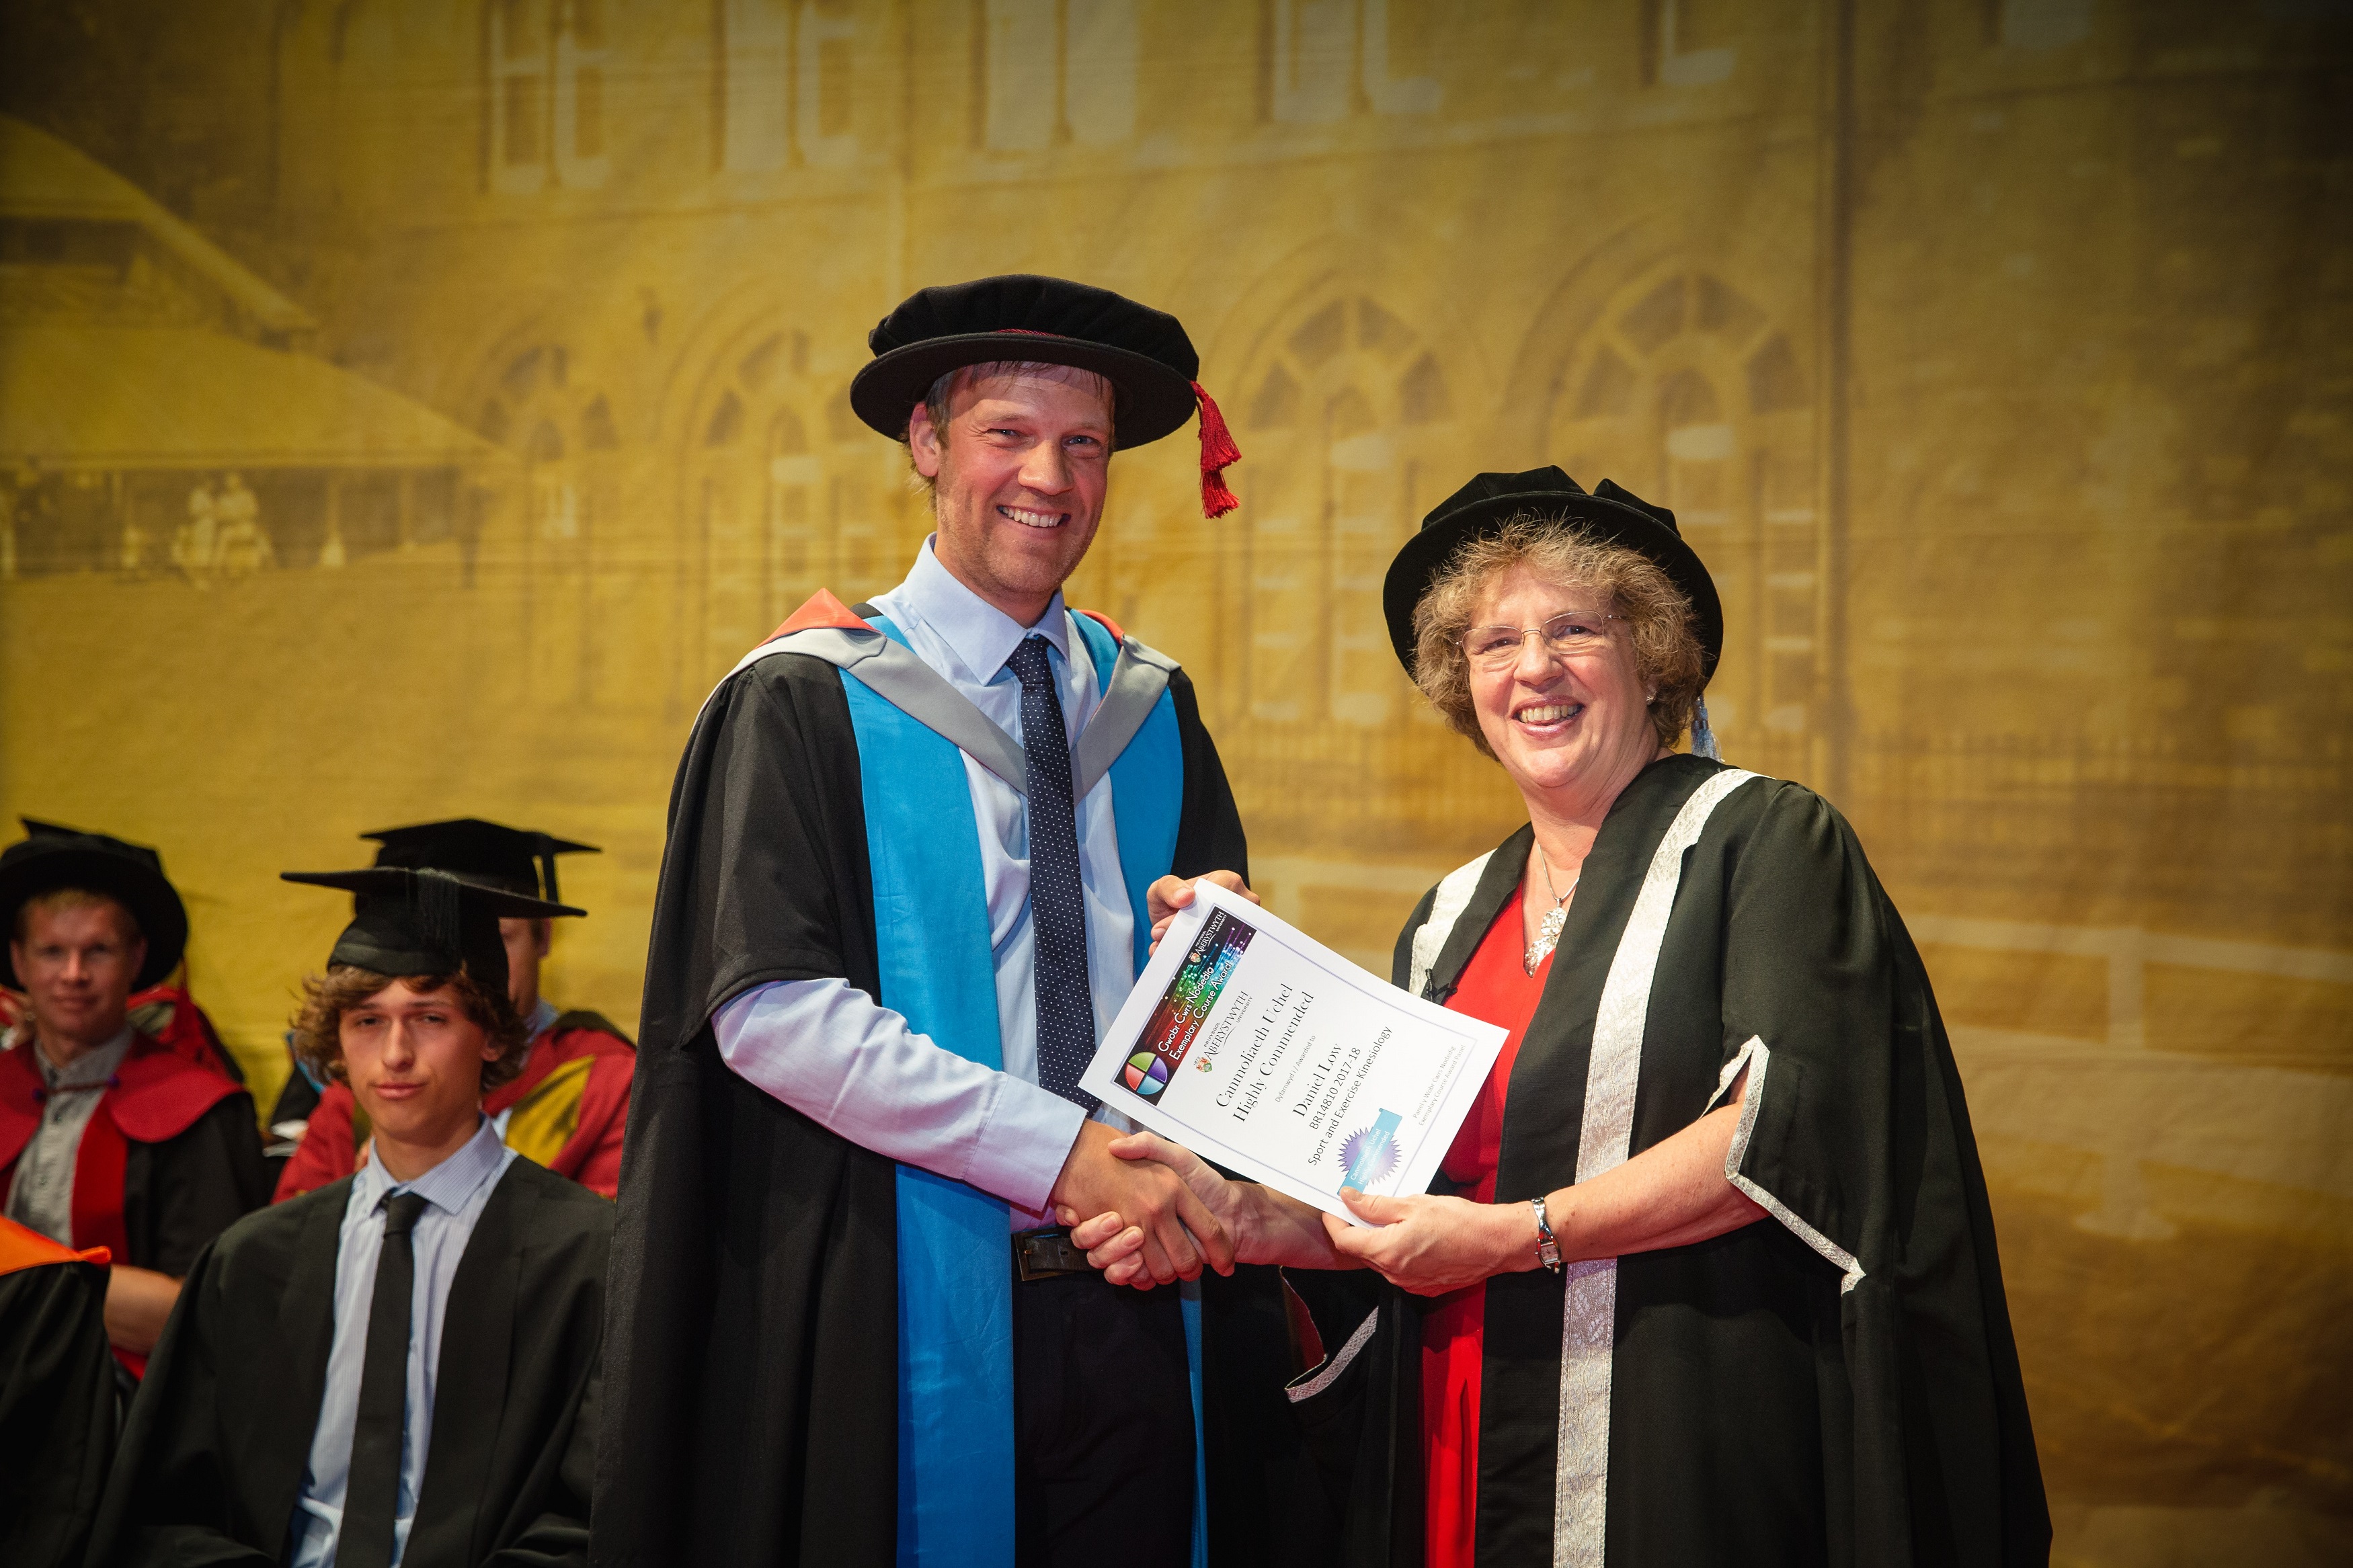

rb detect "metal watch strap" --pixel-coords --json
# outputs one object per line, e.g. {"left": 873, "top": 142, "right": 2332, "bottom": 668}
{"left": 1531, "top": 1194, "right": 1564, "bottom": 1273}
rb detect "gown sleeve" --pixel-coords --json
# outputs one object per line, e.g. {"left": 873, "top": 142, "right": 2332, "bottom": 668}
{"left": 0, "top": 1257, "right": 116, "bottom": 1568}
{"left": 142, "top": 1096, "right": 269, "bottom": 1275}
{"left": 1714, "top": 780, "right": 2049, "bottom": 1564}
{"left": 86, "top": 1239, "right": 276, "bottom": 1567}
{"left": 641, "top": 655, "right": 878, "bottom": 1048}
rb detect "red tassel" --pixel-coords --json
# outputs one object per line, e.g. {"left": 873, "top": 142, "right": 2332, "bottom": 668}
{"left": 1192, "top": 381, "right": 1241, "bottom": 518}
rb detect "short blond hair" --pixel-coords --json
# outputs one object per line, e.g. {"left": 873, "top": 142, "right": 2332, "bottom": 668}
{"left": 1410, "top": 513, "right": 1706, "bottom": 756}
{"left": 11, "top": 887, "right": 138, "bottom": 944}
{"left": 904, "top": 360, "right": 1119, "bottom": 501}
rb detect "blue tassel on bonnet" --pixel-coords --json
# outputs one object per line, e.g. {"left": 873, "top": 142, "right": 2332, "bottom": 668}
{"left": 1691, "top": 697, "right": 1722, "bottom": 761}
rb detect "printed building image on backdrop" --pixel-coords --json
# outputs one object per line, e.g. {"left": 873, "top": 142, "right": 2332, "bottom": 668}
{"left": 0, "top": 2, "right": 2346, "bottom": 1563}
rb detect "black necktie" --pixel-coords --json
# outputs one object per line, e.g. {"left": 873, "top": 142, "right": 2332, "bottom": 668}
{"left": 339, "top": 1190, "right": 428, "bottom": 1568}
{"left": 1008, "top": 636, "right": 1097, "bottom": 1111}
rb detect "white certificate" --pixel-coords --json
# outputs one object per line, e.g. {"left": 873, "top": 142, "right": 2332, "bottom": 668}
{"left": 1080, "top": 880, "right": 1508, "bottom": 1227}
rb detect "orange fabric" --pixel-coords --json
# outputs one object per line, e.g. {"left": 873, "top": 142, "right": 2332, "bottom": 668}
{"left": 1423, "top": 898, "right": 1552, "bottom": 1568}
{"left": 0, "top": 1212, "right": 108, "bottom": 1275}
{"left": 766, "top": 587, "right": 869, "bottom": 642}
{"left": 275, "top": 1020, "right": 635, "bottom": 1201}
{"left": 1075, "top": 608, "right": 1126, "bottom": 645}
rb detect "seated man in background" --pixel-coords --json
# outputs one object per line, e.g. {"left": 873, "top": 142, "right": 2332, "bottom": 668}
{"left": 1, "top": 822, "right": 243, "bottom": 1085}
{"left": 275, "top": 819, "right": 633, "bottom": 1200}
{"left": 0, "top": 1212, "right": 117, "bottom": 1568}
{"left": 89, "top": 864, "right": 610, "bottom": 1568}
{"left": 0, "top": 823, "right": 269, "bottom": 1370}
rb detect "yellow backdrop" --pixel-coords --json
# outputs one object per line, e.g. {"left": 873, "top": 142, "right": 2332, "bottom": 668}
{"left": 1, "top": 3, "right": 2346, "bottom": 1563}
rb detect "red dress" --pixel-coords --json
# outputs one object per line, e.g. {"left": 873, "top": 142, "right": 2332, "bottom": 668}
{"left": 1423, "top": 897, "right": 1551, "bottom": 1568}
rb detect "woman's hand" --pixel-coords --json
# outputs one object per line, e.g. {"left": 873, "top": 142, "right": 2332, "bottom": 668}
{"left": 1144, "top": 872, "right": 1258, "bottom": 955}
{"left": 1320, "top": 1188, "right": 1537, "bottom": 1296}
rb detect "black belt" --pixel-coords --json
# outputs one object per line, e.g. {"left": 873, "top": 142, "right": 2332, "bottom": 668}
{"left": 1013, "top": 1225, "right": 1092, "bottom": 1282}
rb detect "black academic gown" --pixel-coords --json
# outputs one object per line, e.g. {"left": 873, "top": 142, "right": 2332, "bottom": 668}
{"left": 124, "top": 1094, "right": 273, "bottom": 1274}
{"left": 594, "top": 649, "right": 1337, "bottom": 1568}
{"left": 87, "top": 1157, "right": 611, "bottom": 1568}
{"left": 0, "top": 1245, "right": 116, "bottom": 1568}
{"left": 1289, "top": 755, "right": 2050, "bottom": 1568}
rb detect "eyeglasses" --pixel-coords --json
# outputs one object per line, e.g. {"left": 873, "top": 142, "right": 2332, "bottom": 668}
{"left": 1460, "top": 611, "right": 1624, "bottom": 668}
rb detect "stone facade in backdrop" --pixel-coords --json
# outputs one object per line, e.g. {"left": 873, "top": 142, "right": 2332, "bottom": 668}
{"left": 1, "top": 3, "right": 2348, "bottom": 1561}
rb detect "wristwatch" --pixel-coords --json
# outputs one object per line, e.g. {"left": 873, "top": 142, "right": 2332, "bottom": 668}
{"left": 1530, "top": 1194, "right": 1564, "bottom": 1273}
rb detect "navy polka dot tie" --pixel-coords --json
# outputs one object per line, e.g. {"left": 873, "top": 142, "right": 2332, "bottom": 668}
{"left": 1008, "top": 636, "right": 1097, "bottom": 1111}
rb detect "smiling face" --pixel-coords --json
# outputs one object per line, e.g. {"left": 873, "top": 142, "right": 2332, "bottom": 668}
{"left": 338, "top": 978, "right": 498, "bottom": 1154}
{"left": 1466, "top": 565, "right": 1665, "bottom": 807}
{"left": 908, "top": 365, "right": 1115, "bottom": 624}
{"left": 10, "top": 896, "right": 144, "bottom": 1059}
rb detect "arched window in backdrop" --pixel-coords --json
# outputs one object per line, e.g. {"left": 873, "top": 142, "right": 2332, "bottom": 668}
{"left": 682, "top": 323, "right": 898, "bottom": 690}
{"left": 479, "top": 341, "right": 620, "bottom": 702}
{"left": 1544, "top": 268, "right": 1816, "bottom": 781}
{"left": 1227, "top": 291, "right": 1455, "bottom": 732}
{"left": 715, "top": 0, "right": 857, "bottom": 172}
{"left": 487, "top": 0, "right": 611, "bottom": 192}
{"left": 1265, "top": 0, "right": 1440, "bottom": 122}
{"left": 973, "top": 0, "right": 1138, "bottom": 151}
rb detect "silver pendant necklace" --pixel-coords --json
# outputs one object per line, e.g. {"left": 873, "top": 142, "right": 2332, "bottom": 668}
{"left": 1525, "top": 843, "right": 1579, "bottom": 975}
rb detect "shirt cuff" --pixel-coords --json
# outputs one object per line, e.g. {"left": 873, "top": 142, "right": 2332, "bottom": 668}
{"left": 969, "top": 1075, "right": 1089, "bottom": 1217}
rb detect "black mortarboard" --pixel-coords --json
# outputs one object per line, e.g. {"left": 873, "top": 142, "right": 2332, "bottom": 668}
{"left": 0, "top": 818, "right": 188, "bottom": 989}
{"left": 1381, "top": 466, "right": 1724, "bottom": 685}
{"left": 362, "top": 818, "right": 598, "bottom": 904}
{"left": 282, "top": 866, "right": 582, "bottom": 997}
{"left": 848, "top": 274, "right": 1243, "bottom": 517}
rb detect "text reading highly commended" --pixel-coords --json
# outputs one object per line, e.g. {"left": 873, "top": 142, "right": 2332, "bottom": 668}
{"left": 1080, "top": 880, "right": 1507, "bottom": 1226}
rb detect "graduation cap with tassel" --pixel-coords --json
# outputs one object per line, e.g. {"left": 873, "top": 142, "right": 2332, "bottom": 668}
{"left": 848, "top": 273, "right": 1244, "bottom": 518}
{"left": 281, "top": 866, "right": 582, "bottom": 997}
{"left": 362, "top": 818, "right": 599, "bottom": 905}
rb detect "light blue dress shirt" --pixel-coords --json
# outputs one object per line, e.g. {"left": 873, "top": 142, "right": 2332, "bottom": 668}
{"left": 286, "top": 1116, "right": 518, "bottom": 1568}
{"left": 715, "top": 536, "right": 1144, "bottom": 1223}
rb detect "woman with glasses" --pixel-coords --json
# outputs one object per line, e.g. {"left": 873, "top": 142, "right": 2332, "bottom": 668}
{"left": 1071, "top": 468, "right": 2050, "bottom": 1567}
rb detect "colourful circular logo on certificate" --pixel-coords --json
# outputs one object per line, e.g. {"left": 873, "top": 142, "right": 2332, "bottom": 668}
{"left": 1123, "top": 1050, "right": 1170, "bottom": 1097}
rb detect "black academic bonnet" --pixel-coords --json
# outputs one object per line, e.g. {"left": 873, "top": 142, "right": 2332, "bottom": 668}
{"left": 282, "top": 866, "right": 583, "bottom": 999}
{"left": 0, "top": 819, "right": 188, "bottom": 990}
{"left": 1381, "top": 466, "right": 1724, "bottom": 684}
{"left": 848, "top": 274, "right": 1243, "bottom": 517}
{"left": 364, "top": 817, "right": 599, "bottom": 903}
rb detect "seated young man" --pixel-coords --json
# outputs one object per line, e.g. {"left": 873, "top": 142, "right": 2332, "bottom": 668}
{"left": 0, "top": 822, "right": 269, "bottom": 1372}
{"left": 275, "top": 819, "right": 633, "bottom": 1200}
{"left": 88, "top": 866, "right": 611, "bottom": 1568}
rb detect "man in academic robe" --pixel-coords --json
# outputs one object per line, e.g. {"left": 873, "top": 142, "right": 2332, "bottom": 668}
{"left": 0, "top": 1213, "right": 117, "bottom": 1568}
{"left": 595, "top": 276, "right": 1333, "bottom": 1568}
{"left": 0, "top": 821, "right": 270, "bottom": 1372}
{"left": 276, "top": 820, "right": 634, "bottom": 1200}
{"left": 88, "top": 865, "right": 610, "bottom": 1568}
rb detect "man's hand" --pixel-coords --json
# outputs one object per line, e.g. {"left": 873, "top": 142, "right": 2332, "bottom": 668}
{"left": 1061, "top": 1132, "right": 1347, "bottom": 1287}
{"left": 104, "top": 1264, "right": 183, "bottom": 1355}
{"left": 1319, "top": 1189, "right": 1536, "bottom": 1296}
{"left": 1047, "top": 1121, "right": 1234, "bottom": 1286}
{"left": 1062, "top": 1132, "right": 1249, "bottom": 1289}
{"left": 1145, "top": 871, "right": 1258, "bottom": 955}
